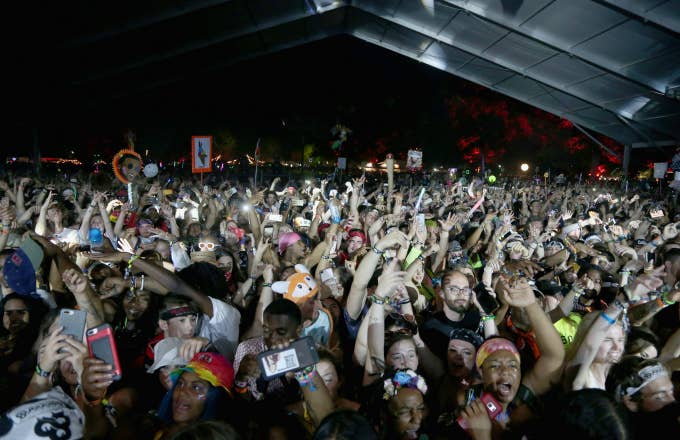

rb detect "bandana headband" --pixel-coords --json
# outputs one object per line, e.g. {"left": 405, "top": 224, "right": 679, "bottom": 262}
{"left": 624, "top": 364, "right": 669, "bottom": 397}
{"left": 475, "top": 338, "right": 520, "bottom": 372}
{"left": 160, "top": 306, "right": 198, "bottom": 321}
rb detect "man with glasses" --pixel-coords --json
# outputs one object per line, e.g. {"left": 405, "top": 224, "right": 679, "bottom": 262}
{"left": 421, "top": 270, "right": 481, "bottom": 360}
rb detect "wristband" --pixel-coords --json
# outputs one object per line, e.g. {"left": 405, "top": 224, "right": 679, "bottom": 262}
{"left": 481, "top": 314, "right": 495, "bottom": 322}
{"left": 127, "top": 255, "right": 138, "bottom": 269}
{"left": 571, "top": 286, "right": 585, "bottom": 298}
{"left": 368, "top": 295, "right": 387, "bottom": 305}
{"left": 35, "top": 364, "right": 51, "bottom": 377}
{"left": 600, "top": 312, "right": 616, "bottom": 325}
{"left": 661, "top": 291, "right": 676, "bottom": 306}
{"left": 262, "top": 282, "right": 272, "bottom": 288}
{"left": 372, "top": 246, "right": 385, "bottom": 255}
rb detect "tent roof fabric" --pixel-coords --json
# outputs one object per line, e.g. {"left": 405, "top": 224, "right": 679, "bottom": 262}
{"left": 19, "top": 0, "right": 680, "bottom": 146}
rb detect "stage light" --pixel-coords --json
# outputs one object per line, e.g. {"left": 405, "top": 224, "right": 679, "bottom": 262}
{"left": 520, "top": 163, "right": 529, "bottom": 172}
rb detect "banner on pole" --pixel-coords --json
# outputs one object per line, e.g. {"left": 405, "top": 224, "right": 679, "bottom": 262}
{"left": 191, "top": 136, "right": 212, "bottom": 173}
{"left": 653, "top": 162, "right": 668, "bottom": 179}
{"left": 406, "top": 150, "right": 423, "bottom": 171}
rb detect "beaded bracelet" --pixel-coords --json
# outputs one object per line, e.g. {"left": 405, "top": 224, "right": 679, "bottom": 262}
{"left": 127, "top": 255, "right": 138, "bottom": 269}
{"left": 613, "top": 298, "right": 628, "bottom": 311}
{"left": 368, "top": 295, "right": 387, "bottom": 305}
{"left": 571, "top": 287, "right": 585, "bottom": 298}
{"left": 35, "top": 364, "right": 51, "bottom": 378}
{"left": 294, "top": 365, "right": 316, "bottom": 391}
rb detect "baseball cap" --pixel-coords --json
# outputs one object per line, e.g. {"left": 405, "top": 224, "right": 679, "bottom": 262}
{"left": 147, "top": 337, "right": 187, "bottom": 373}
{"left": 3, "top": 237, "right": 44, "bottom": 295}
{"left": 278, "top": 232, "right": 302, "bottom": 255}
{"left": 172, "top": 352, "right": 234, "bottom": 395}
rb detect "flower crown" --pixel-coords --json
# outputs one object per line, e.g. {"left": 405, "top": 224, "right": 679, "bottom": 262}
{"left": 382, "top": 369, "right": 428, "bottom": 401}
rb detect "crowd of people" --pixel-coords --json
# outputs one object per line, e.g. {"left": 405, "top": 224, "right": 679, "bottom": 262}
{"left": 0, "top": 168, "right": 678, "bottom": 439}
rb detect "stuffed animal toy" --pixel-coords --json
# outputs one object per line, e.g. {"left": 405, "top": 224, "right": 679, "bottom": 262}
{"left": 272, "top": 264, "right": 318, "bottom": 304}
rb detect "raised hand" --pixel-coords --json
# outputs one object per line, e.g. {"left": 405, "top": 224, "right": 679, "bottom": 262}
{"left": 62, "top": 268, "right": 91, "bottom": 296}
{"left": 37, "top": 326, "right": 70, "bottom": 376}
{"left": 99, "top": 277, "right": 128, "bottom": 299}
{"left": 438, "top": 212, "right": 458, "bottom": 233}
{"left": 81, "top": 358, "right": 115, "bottom": 401}
{"left": 117, "top": 238, "right": 135, "bottom": 255}
{"left": 376, "top": 230, "right": 409, "bottom": 252}
{"left": 374, "top": 260, "right": 406, "bottom": 300}
{"left": 500, "top": 277, "right": 536, "bottom": 308}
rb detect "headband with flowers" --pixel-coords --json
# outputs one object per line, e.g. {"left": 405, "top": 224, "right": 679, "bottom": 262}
{"left": 382, "top": 369, "right": 428, "bottom": 401}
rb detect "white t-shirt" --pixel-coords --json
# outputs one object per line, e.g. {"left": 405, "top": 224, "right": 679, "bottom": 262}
{"left": 199, "top": 296, "right": 241, "bottom": 362}
{"left": 0, "top": 387, "right": 84, "bottom": 439}
{"left": 302, "top": 308, "right": 332, "bottom": 347}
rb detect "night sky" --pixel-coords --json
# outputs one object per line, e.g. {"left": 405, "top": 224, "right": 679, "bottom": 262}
{"left": 5, "top": 31, "right": 661, "bottom": 173}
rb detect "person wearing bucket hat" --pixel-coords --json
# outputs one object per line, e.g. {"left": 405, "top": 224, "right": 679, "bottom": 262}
{"left": 147, "top": 337, "right": 189, "bottom": 391}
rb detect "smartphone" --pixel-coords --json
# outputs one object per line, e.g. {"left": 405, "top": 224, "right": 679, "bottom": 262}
{"left": 299, "top": 218, "right": 311, "bottom": 227}
{"left": 86, "top": 324, "right": 122, "bottom": 381}
{"left": 500, "top": 230, "right": 513, "bottom": 241}
{"left": 59, "top": 309, "right": 87, "bottom": 342}
{"left": 320, "top": 268, "right": 335, "bottom": 283}
{"left": 416, "top": 214, "right": 426, "bottom": 231}
{"left": 328, "top": 235, "right": 338, "bottom": 256}
{"left": 480, "top": 393, "right": 503, "bottom": 418}
{"left": 646, "top": 251, "right": 655, "bottom": 265}
{"left": 263, "top": 226, "right": 274, "bottom": 237}
{"left": 258, "top": 336, "right": 319, "bottom": 380}
{"left": 457, "top": 392, "right": 503, "bottom": 430}
{"left": 474, "top": 284, "right": 500, "bottom": 315}
{"left": 269, "top": 214, "right": 283, "bottom": 223}
{"left": 650, "top": 209, "right": 664, "bottom": 219}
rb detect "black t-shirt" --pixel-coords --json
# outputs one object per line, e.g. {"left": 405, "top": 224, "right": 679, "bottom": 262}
{"left": 421, "top": 309, "right": 481, "bottom": 359}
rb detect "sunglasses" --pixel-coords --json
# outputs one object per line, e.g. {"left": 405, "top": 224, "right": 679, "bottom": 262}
{"left": 197, "top": 242, "right": 220, "bottom": 251}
